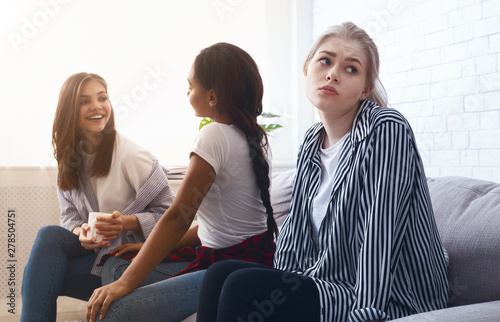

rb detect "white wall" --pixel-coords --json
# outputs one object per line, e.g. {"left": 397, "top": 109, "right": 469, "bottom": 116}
{"left": 0, "top": 0, "right": 310, "bottom": 169}
{"left": 312, "top": 0, "right": 500, "bottom": 182}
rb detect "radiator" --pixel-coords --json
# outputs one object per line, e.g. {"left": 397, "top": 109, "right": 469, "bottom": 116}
{"left": 0, "top": 167, "right": 60, "bottom": 310}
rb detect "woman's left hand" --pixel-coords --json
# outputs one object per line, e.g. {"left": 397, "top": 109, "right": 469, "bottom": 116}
{"left": 86, "top": 280, "right": 133, "bottom": 322}
{"left": 111, "top": 243, "right": 143, "bottom": 258}
{"left": 94, "top": 211, "right": 124, "bottom": 241}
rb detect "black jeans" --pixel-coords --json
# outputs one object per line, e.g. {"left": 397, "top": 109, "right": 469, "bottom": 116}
{"left": 197, "top": 260, "right": 320, "bottom": 322}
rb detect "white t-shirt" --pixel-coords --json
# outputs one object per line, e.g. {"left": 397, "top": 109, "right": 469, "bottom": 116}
{"left": 82, "top": 133, "right": 155, "bottom": 213}
{"left": 192, "top": 122, "right": 269, "bottom": 249}
{"left": 311, "top": 133, "right": 348, "bottom": 240}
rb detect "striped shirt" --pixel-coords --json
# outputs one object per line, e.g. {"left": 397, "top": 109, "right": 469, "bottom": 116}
{"left": 274, "top": 100, "right": 449, "bottom": 321}
{"left": 58, "top": 157, "right": 174, "bottom": 276}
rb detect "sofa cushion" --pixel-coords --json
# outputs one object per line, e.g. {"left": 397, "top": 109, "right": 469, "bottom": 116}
{"left": 271, "top": 169, "right": 296, "bottom": 228}
{"left": 426, "top": 176, "right": 500, "bottom": 307}
{"left": 181, "top": 313, "right": 197, "bottom": 322}
{"left": 391, "top": 299, "right": 500, "bottom": 322}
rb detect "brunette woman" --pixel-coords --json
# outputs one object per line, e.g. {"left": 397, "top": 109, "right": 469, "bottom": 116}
{"left": 21, "top": 73, "right": 175, "bottom": 322}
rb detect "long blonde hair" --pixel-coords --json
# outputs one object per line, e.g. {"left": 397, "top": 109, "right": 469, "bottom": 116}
{"left": 303, "top": 22, "right": 388, "bottom": 107}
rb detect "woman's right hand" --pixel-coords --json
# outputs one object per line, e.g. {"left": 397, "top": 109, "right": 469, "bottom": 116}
{"left": 87, "top": 280, "right": 134, "bottom": 322}
{"left": 77, "top": 224, "right": 110, "bottom": 250}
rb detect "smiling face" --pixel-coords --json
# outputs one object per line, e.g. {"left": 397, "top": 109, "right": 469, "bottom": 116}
{"left": 305, "top": 36, "right": 372, "bottom": 120}
{"left": 77, "top": 78, "right": 111, "bottom": 138}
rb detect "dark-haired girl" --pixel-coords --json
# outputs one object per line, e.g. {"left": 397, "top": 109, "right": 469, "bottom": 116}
{"left": 86, "top": 43, "right": 278, "bottom": 322}
{"left": 21, "top": 73, "right": 175, "bottom": 322}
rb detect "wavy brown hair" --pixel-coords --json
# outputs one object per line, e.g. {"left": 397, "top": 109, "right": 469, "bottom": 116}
{"left": 194, "top": 42, "right": 278, "bottom": 239}
{"left": 52, "top": 72, "right": 116, "bottom": 191}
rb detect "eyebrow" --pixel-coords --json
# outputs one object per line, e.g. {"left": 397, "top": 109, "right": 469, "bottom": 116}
{"left": 318, "top": 50, "right": 363, "bottom": 66}
{"left": 80, "top": 91, "right": 107, "bottom": 97}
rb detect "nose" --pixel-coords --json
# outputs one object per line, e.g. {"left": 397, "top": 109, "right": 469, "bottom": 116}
{"left": 89, "top": 99, "right": 101, "bottom": 110}
{"left": 326, "top": 73, "right": 339, "bottom": 83}
{"left": 326, "top": 67, "right": 339, "bottom": 83}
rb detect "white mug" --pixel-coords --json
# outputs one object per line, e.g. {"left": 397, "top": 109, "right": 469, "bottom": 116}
{"left": 88, "top": 212, "right": 112, "bottom": 243}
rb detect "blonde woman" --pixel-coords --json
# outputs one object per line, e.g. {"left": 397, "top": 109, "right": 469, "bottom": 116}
{"left": 197, "top": 22, "right": 449, "bottom": 322}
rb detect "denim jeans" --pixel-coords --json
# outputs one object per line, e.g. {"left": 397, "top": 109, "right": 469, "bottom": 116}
{"left": 21, "top": 225, "right": 102, "bottom": 322}
{"left": 99, "top": 269, "right": 206, "bottom": 322}
{"left": 101, "top": 256, "right": 190, "bottom": 287}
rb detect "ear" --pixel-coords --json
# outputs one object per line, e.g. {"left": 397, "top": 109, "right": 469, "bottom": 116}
{"left": 361, "top": 84, "right": 373, "bottom": 100}
{"left": 208, "top": 89, "right": 217, "bottom": 106}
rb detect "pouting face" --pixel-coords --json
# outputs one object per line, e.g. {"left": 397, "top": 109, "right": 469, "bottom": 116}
{"left": 77, "top": 79, "right": 111, "bottom": 137}
{"left": 305, "top": 37, "right": 372, "bottom": 118}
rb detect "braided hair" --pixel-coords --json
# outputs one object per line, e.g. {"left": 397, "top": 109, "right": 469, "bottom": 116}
{"left": 193, "top": 43, "right": 278, "bottom": 240}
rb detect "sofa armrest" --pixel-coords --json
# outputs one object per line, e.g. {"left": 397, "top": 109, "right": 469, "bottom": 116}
{"left": 391, "top": 300, "right": 500, "bottom": 322}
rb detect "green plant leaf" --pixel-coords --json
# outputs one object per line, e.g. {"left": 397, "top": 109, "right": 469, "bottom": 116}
{"left": 199, "top": 115, "right": 283, "bottom": 133}
{"left": 261, "top": 124, "right": 283, "bottom": 132}
{"left": 199, "top": 118, "right": 213, "bottom": 130}
{"left": 261, "top": 112, "right": 280, "bottom": 118}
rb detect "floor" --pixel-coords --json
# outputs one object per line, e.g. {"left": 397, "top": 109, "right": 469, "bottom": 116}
{"left": 0, "top": 297, "right": 87, "bottom": 322}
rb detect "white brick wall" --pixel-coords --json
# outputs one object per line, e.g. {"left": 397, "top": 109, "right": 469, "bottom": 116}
{"left": 312, "top": 0, "right": 500, "bottom": 182}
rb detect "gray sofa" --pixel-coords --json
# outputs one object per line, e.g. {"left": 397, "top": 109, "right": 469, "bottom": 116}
{"left": 272, "top": 171, "right": 500, "bottom": 321}
{"left": 393, "top": 176, "right": 500, "bottom": 321}
{"left": 184, "top": 173, "right": 500, "bottom": 321}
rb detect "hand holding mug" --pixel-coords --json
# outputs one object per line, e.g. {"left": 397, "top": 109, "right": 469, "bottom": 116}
{"left": 91, "top": 211, "right": 124, "bottom": 241}
{"left": 87, "top": 212, "right": 114, "bottom": 243}
{"left": 78, "top": 222, "right": 109, "bottom": 249}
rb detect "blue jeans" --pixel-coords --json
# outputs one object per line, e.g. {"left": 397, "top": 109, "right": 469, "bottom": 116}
{"left": 99, "top": 269, "right": 206, "bottom": 322}
{"left": 101, "top": 256, "right": 190, "bottom": 287}
{"left": 21, "top": 225, "right": 102, "bottom": 322}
